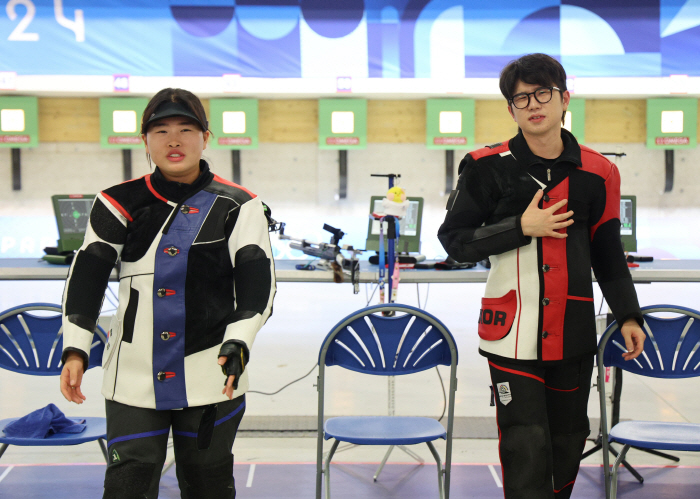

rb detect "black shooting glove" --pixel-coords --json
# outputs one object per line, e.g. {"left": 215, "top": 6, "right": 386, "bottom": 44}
{"left": 218, "top": 340, "right": 250, "bottom": 390}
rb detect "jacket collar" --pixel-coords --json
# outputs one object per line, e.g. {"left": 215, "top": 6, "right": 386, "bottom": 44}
{"left": 509, "top": 128, "right": 582, "bottom": 168}
{"left": 150, "top": 159, "right": 214, "bottom": 202}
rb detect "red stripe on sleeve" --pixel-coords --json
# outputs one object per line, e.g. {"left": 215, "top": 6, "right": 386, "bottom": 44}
{"left": 567, "top": 295, "right": 594, "bottom": 302}
{"left": 145, "top": 174, "right": 169, "bottom": 203}
{"left": 213, "top": 175, "right": 257, "bottom": 198}
{"left": 101, "top": 192, "right": 133, "bottom": 222}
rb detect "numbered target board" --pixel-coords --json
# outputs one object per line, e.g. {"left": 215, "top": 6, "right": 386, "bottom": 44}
{"left": 0, "top": 96, "right": 38, "bottom": 148}
{"left": 647, "top": 98, "right": 698, "bottom": 149}
{"left": 563, "top": 98, "right": 586, "bottom": 144}
{"left": 318, "top": 99, "right": 367, "bottom": 150}
{"left": 426, "top": 99, "right": 474, "bottom": 150}
{"left": 208, "top": 99, "right": 258, "bottom": 150}
{"left": 99, "top": 97, "right": 148, "bottom": 149}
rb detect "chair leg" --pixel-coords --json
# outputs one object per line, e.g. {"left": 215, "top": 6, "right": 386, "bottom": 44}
{"left": 0, "top": 444, "right": 8, "bottom": 460}
{"left": 426, "top": 441, "right": 444, "bottom": 499}
{"left": 373, "top": 445, "right": 395, "bottom": 482}
{"left": 324, "top": 440, "right": 340, "bottom": 499}
{"left": 98, "top": 438, "right": 108, "bottom": 463}
{"left": 611, "top": 444, "right": 630, "bottom": 499}
{"left": 396, "top": 444, "right": 425, "bottom": 463}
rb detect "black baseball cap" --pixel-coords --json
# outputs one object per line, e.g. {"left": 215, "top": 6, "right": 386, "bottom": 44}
{"left": 141, "top": 101, "right": 209, "bottom": 134}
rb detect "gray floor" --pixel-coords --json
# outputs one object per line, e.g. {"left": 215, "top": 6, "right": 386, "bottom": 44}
{"left": 2, "top": 278, "right": 700, "bottom": 496}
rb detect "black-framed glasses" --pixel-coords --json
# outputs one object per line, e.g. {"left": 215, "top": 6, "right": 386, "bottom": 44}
{"left": 509, "top": 86, "right": 561, "bottom": 109}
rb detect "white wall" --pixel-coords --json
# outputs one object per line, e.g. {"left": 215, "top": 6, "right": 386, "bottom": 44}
{"left": 0, "top": 141, "right": 699, "bottom": 259}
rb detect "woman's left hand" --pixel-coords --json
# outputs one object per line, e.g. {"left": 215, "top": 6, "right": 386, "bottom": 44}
{"left": 620, "top": 319, "right": 646, "bottom": 361}
{"left": 218, "top": 356, "right": 236, "bottom": 399}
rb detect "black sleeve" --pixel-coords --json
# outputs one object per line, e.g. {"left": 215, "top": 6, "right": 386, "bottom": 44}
{"left": 232, "top": 244, "right": 272, "bottom": 323}
{"left": 63, "top": 197, "right": 125, "bottom": 337}
{"left": 437, "top": 153, "right": 530, "bottom": 263}
{"left": 590, "top": 166, "right": 643, "bottom": 327}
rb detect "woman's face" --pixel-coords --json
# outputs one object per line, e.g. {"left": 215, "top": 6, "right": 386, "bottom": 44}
{"left": 143, "top": 116, "right": 209, "bottom": 183}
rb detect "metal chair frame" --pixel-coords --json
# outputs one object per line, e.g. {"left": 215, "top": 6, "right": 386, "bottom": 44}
{"left": 0, "top": 303, "right": 108, "bottom": 463}
{"left": 599, "top": 305, "right": 700, "bottom": 499}
{"left": 316, "top": 304, "right": 458, "bottom": 499}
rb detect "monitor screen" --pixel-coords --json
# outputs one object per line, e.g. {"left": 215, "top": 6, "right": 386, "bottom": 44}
{"left": 620, "top": 195, "right": 636, "bottom": 252}
{"left": 366, "top": 196, "right": 423, "bottom": 253}
{"left": 51, "top": 194, "right": 95, "bottom": 252}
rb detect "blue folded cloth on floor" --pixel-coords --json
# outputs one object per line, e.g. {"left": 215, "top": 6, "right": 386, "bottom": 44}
{"left": 2, "top": 404, "right": 86, "bottom": 439}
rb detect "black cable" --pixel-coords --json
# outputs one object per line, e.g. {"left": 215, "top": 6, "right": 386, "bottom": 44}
{"left": 436, "top": 366, "right": 447, "bottom": 422}
{"left": 598, "top": 295, "right": 606, "bottom": 315}
{"left": 247, "top": 364, "right": 317, "bottom": 396}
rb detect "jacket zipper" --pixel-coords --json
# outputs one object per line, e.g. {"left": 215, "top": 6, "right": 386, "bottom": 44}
{"left": 547, "top": 168, "right": 551, "bottom": 181}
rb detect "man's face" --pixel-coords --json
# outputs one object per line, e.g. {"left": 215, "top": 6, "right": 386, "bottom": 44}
{"left": 507, "top": 81, "right": 570, "bottom": 140}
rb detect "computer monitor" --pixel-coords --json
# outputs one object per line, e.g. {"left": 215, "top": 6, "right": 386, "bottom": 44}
{"left": 620, "top": 195, "right": 636, "bottom": 253}
{"left": 365, "top": 196, "right": 423, "bottom": 253}
{"left": 51, "top": 194, "right": 95, "bottom": 253}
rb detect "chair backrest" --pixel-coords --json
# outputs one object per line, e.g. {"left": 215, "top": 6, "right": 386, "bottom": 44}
{"left": 0, "top": 303, "right": 106, "bottom": 376}
{"left": 600, "top": 305, "right": 700, "bottom": 379}
{"left": 319, "top": 304, "right": 458, "bottom": 375}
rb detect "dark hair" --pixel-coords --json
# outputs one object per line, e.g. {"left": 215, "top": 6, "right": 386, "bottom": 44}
{"left": 141, "top": 88, "right": 209, "bottom": 135}
{"left": 499, "top": 53, "right": 567, "bottom": 101}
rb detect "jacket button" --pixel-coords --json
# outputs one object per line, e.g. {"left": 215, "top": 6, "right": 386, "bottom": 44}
{"left": 180, "top": 205, "right": 190, "bottom": 214}
{"left": 542, "top": 264, "right": 550, "bottom": 272}
{"left": 542, "top": 298, "right": 550, "bottom": 306}
{"left": 543, "top": 194, "right": 550, "bottom": 202}
{"left": 157, "top": 288, "right": 166, "bottom": 298}
{"left": 165, "top": 246, "right": 179, "bottom": 257}
{"left": 542, "top": 331, "right": 549, "bottom": 339}
{"left": 161, "top": 331, "right": 171, "bottom": 340}
{"left": 157, "top": 371, "right": 166, "bottom": 381}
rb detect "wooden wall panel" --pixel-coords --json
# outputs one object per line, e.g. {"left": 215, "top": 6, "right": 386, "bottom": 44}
{"left": 38, "top": 98, "right": 100, "bottom": 143}
{"left": 475, "top": 100, "right": 518, "bottom": 144}
{"left": 258, "top": 99, "right": 317, "bottom": 142}
{"left": 33, "top": 97, "right": 665, "bottom": 145}
{"left": 585, "top": 100, "right": 646, "bottom": 143}
{"left": 367, "top": 100, "right": 425, "bottom": 143}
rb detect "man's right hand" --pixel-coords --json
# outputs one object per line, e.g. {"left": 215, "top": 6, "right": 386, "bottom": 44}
{"left": 60, "top": 352, "right": 87, "bottom": 404}
{"left": 521, "top": 190, "right": 574, "bottom": 238}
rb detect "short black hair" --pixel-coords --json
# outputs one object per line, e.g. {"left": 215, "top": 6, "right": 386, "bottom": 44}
{"left": 499, "top": 53, "right": 567, "bottom": 102}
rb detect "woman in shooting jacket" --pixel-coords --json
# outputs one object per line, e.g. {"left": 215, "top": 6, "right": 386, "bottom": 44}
{"left": 59, "top": 88, "right": 276, "bottom": 498}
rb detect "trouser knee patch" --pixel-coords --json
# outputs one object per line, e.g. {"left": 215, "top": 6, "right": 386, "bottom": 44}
{"left": 551, "top": 430, "right": 589, "bottom": 495}
{"left": 179, "top": 455, "right": 234, "bottom": 499}
{"left": 103, "top": 461, "right": 156, "bottom": 499}
{"left": 501, "top": 425, "right": 548, "bottom": 491}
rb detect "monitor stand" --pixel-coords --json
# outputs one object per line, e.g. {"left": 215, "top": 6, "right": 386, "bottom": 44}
{"left": 42, "top": 245, "right": 75, "bottom": 265}
{"left": 369, "top": 252, "right": 426, "bottom": 264}
{"left": 42, "top": 254, "right": 74, "bottom": 265}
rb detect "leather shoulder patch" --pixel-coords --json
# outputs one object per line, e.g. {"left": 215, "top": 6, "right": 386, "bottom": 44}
{"left": 470, "top": 142, "right": 510, "bottom": 161}
{"left": 579, "top": 146, "right": 613, "bottom": 178}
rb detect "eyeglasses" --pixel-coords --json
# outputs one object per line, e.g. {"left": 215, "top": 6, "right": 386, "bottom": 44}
{"left": 509, "top": 87, "right": 561, "bottom": 109}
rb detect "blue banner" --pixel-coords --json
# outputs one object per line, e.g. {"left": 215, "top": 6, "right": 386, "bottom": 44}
{"left": 1, "top": 1, "right": 699, "bottom": 78}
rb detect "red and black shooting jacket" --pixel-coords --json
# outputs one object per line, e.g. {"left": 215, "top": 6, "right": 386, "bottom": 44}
{"left": 438, "top": 129, "right": 642, "bottom": 364}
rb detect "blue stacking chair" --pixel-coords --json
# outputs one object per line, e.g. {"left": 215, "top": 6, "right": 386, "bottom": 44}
{"left": 598, "top": 305, "right": 700, "bottom": 499}
{"left": 0, "top": 303, "right": 108, "bottom": 462}
{"left": 316, "top": 304, "right": 458, "bottom": 499}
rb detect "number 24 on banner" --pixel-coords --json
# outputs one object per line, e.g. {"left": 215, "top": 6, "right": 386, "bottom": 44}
{"left": 6, "top": 0, "right": 85, "bottom": 42}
